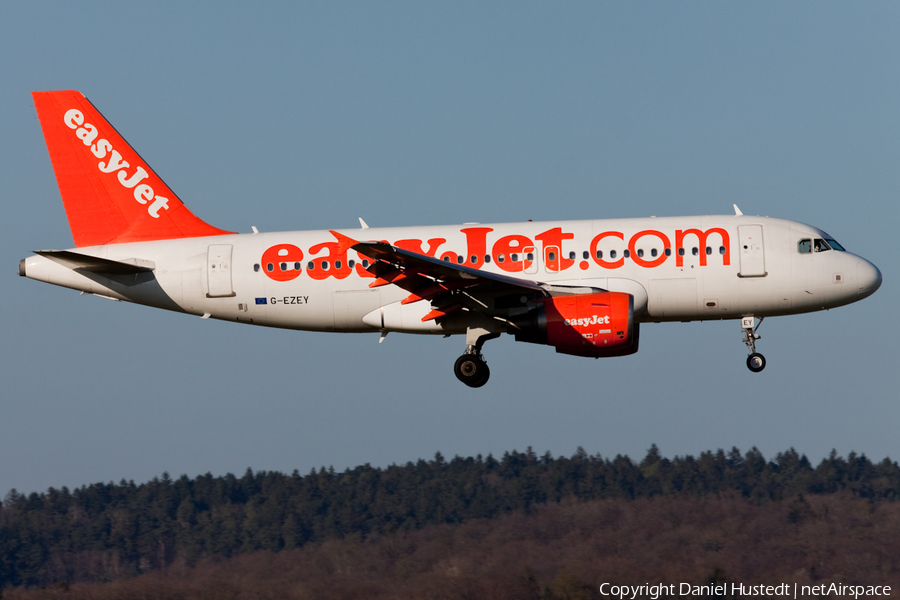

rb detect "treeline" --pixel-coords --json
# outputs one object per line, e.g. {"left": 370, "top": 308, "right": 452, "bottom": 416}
{"left": 2, "top": 446, "right": 898, "bottom": 588}
{"left": 6, "top": 492, "right": 900, "bottom": 600}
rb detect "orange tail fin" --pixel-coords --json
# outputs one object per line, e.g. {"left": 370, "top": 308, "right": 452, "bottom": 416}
{"left": 32, "top": 91, "right": 233, "bottom": 247}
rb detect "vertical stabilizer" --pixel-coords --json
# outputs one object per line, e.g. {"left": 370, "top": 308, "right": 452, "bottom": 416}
{"left": 32, "top": 91, "right": 233, "bottom": 247}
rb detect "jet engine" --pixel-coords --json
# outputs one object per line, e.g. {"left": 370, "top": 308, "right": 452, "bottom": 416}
{"left": 510, "top": 291, "right": 639, "bottom": 357}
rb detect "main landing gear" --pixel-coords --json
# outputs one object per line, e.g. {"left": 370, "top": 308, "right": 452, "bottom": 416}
{"left": 742, "top": 316, "right": 766, "bottom": 373}
{"left": 454, "top": 328, "right": 500, "bottom": 388}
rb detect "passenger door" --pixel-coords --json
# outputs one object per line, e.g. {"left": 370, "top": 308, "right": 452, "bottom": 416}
{"left": 207, "top": 244, "right": 235, "bottom": 298}
{"left": 738, "top": 225, "right": 766, "bottom": 277}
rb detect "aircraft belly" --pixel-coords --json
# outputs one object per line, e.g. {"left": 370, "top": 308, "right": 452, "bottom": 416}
{"left": 153, "top": 270, "right": 184, "bottom": 306}
{"left": 168, "top": 251, "right": 200, "bottom": 310}
{"left": 647, "top": 278, "right": 698, "bottom": 320}
{"left": 363, "top": 300, "right": 457, "bottom": 334}
{"left": 100, "top": 271, "right": 183, "bottom": 312}
{"left": 333, "top": 289, "right": 383, "bottom": 332}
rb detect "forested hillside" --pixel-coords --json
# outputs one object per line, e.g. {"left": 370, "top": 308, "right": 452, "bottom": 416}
{"left": 2, "top": 446, "right": 898, "bottom": 590}
{"left": 7, "top": 492, "right": 900, "bottom": 600}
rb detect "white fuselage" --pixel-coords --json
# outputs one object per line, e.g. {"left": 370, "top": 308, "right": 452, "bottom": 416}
{"left": 22, "top": 214, "right": 881, "bottom": 335}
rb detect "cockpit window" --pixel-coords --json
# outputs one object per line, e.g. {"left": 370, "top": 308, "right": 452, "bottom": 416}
{"left": 798, "top": 239, "right": 812, "bottom": 254}
{"left": 824, "top": 237, "right": 845, "bottom": 251}
{"left": 814, "top": 238, "right": 831, "bottom": 252}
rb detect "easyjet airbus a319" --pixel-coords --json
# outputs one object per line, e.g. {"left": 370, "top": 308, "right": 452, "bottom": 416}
{"left": 20, "top": 91, "right": 882, "bottom": 387}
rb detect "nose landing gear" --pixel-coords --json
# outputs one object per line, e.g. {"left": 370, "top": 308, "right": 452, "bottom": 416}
{"left": 454, "top": 328, "right": 500, "bottom": 388}
{"left": 742, "top": 316, "right": 766, "bottom": 373}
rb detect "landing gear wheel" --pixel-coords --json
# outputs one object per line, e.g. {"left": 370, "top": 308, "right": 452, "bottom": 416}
{"left": 741, "top": 317, "right": 766, "bottom": 373}
{"left": 454, "top": 354, "right": 490, "bottom": 388}
{"left": 747, "top": 353, "right": 766, "bottom": 373}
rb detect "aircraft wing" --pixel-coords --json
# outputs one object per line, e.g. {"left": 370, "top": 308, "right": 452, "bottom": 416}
{"left": 331, "top": 231, "right": 549, "bottom": 322}
{"left": 355, "top": 240, "right": 547, "bottom": 292}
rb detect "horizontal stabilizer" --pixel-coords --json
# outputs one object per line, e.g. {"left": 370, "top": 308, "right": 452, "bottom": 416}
{"left": 35, "top": 250, "right": 155, "bottom": 274}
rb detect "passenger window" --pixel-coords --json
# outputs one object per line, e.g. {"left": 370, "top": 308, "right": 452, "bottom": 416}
{"left": 511, "top": 254, "right": 519, "bottom": 262}
{"left": 665, "top": 248, "right": 671, "bottom": 256}
{"left": 266, "top": 263, "right": 274, "bottom": 272}
{"left": 253, "top": 264, "right": 260, "bottom": 272}
{"left": 650, "top": 249, "right": 657, "bottom": 258}
{"left": 814, "top": 238, "right": 831, "bottom": 252}
{"left": 484, "top": 255, "right": 491, "bottom": 263}
{"left": 294, "top": 262, "right": 301, "bottom": 270}
{"left": 335, "top": 260, "right": 342, "bottom": 269}
{"left": 362, "top": 260, "right": 369, "bottom": 268}
{"left": 498, "top": 254, "right": 505, "bottom": 263}
{"left": 583, "top": 251, "right": 589, "bottom": 260}
{"left": 798, "top": 239, "right": 812, "bottom": 254}
{"left": 637, "top": 249, "right": 644, "bottom": 258}
{"left": 719, "top": 246, "right": 726, "bottom": 255}
{"left": 456, "top": 255, "right": 464, "bottom": 264}
{"left": 348, "top": 260, "right": 355, "bottom": 268}
{"left": 692, "top": 248, "right": 699, "bottom": 256}
{"left": 321, "top": 261, "right": 329, "bottom": 270}
{"left": 526, "top": 252, "right": 534, "bottom": 261}
{"left": 705, "top": 247, "right": 712, "bottom": 255}
{"left": 548, "top": 252, "right": 556, "bottom": 261}
{"left": 596, "top": 250, "right": 603, "bottom": 259}
{"left": 623, "top": 250, "right": 630, "bottom": 258}
{"left": 678, "top": 248, "right": 685, "bottom": 256}
{"left": 470, "top": 255, "right": 477, "bottom": 264}
{"left": 307, "top": 261, "right": 314, "bottom": 270}
{"left": 569, "top": 251, "right": 576, "bottom": 260}
{"left": 610, "top": 250, "right": 617, "bottom": 259}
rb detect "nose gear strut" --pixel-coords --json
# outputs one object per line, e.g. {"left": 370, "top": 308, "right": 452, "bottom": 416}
{"left": 742, "top": 316, "right": 766, "bottom": 373}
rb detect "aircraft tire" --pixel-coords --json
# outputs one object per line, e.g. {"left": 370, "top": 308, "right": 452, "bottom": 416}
{"left": 454, "top": 354, "right": 490, "bottom": 388}
{"left": 746, "top": 353, "right": 766, "bottom": 373}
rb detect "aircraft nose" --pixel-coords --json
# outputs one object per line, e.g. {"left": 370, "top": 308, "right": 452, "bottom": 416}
{"left": 857, "top": 258, "right": 882, "bottom": 299}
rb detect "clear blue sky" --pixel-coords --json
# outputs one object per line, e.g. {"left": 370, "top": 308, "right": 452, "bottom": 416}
{"left": 2, "top": 2, "right": 898, "bottom": 495}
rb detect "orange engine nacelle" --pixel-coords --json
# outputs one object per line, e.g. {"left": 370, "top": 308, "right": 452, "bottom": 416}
{"left": 511, "top": 292, "right": 639, "bottom": 358}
